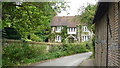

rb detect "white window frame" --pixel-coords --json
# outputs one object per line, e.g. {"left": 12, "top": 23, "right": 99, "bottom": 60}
{"left": 55, "top": 35, "right": 61, "bottom": 42}
{"left": 68, "top": 28, "right": 76, "bottom": 32}
{"left": 56, "top": 26, "right": 61, "bottom": 32}
{"left": 67, "top": 27, "right": 76, "bottom": 34}
{"left": 82, "top": 26, "right": 88, "bottom": 32}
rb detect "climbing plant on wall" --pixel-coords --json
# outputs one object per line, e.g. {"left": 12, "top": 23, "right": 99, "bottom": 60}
{"left": 61, "top": 26, "right": 67, "bottom": 42}
{"left": 49, "top": 26, "right": 67, "bottom": 43}
{"left": 49, "top": 32, "right": 56, "bottom": 42}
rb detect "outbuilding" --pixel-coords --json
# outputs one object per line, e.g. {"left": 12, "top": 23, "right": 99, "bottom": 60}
{"left": 93, "top": 2, "right": 120, "bottom": 66}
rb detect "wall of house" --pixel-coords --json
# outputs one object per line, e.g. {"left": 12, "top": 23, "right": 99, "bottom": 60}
{"left": 95, "top": 2, "right": 120, "bottom": 66}
{"left": 51, "top": 27, "right": 55, "bottom": 33}
{"left": 52, "top": 26, "right": 78, "bottom": 43}
{"left": 51, "top": 25, "right": 93, "bottom": 43}
{"left": 81, "top": 26, "right": 92, "bottom": 42}
{"left": 52, "top": 26, "right": 62, "bottom": 42}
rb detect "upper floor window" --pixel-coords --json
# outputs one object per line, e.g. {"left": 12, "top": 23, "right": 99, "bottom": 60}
{"left": 68, "top": 28, "right": 76, "bottom": 32}
{"left": 82, "top": 26, "right": 88, "bottom": 32}
{"left": 56, "top": 26, "right": 61, "bottom": 32}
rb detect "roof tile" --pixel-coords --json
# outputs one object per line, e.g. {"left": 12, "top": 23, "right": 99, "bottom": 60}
{"left": 50, "top": 16, "right": 79, "bottom": 27}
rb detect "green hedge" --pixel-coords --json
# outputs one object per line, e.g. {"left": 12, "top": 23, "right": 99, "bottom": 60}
{"left": 2, "top": 43, "right": 89, "bottom": 66}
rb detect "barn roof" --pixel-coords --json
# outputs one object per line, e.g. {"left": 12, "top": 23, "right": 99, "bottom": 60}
{"left": 93, "top": 2, "right": 109, "bottom": 23}
{"left": 50, "top": 16, "right": 79, "bottom": 27}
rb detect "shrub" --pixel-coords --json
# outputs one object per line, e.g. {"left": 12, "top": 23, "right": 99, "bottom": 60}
{"left": 3, "top": 42, "right": 89, "bottom": 66}
{"left": 48, "top": 43, "right": 88, "bottom": 58}
{"left": 30, "top": 34, "right": 42, "bottom": 42}
{"left": 2, "top": 43, "right": 46, "bottom": 66}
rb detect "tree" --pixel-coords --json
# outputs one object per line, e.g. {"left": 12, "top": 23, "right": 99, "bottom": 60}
{"left": 77, "top": 4, "right": 97, "bottom": 33}
{"left": 2, "top": 2, "right": 69, "bottom": 41}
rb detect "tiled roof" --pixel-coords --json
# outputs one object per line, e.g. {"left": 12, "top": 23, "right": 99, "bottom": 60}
{"left": 50, "top": 16, "right": 79, "bottom": 27}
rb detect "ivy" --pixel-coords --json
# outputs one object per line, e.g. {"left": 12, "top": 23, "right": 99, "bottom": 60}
{"left": 61, "top": 26, "right": 67, "bottom": 42}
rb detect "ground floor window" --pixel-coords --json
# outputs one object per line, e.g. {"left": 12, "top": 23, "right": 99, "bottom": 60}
{"left": 55, "top": 35, "right": 61, "bottom": 42}
{"left": 82, "top": 35, "right": 90, "bottom": 41}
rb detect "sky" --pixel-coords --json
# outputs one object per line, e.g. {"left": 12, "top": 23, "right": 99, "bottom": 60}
{"left": 57, "top": 0, "right": 97, "bottom": 16}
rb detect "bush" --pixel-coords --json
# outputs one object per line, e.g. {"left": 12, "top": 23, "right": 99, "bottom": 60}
{"left": 48, "top": 43, "right": 88, "bottom": 58}
{"left": 3, "top": 42, "right": 89, "bottom": 66}
{"left": 2, "top": 43, "right": 46, "bottom": 66}
{"left": 30, "top": 34, "right": 42, "bottom": 42}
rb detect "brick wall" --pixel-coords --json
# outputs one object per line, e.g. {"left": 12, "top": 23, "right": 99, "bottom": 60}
{"left": 118, "top": 2, "right": 120, "bottom": 66}
{"left": 108, "top": 3, "right": 119, "bottom": 66}
{"left": 95, "top": 2, "right": 120, "bottom": 66}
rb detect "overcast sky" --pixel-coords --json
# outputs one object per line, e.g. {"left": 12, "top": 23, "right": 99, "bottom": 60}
{"left": 57, "top": 0, "right": 97, "bottom": 16}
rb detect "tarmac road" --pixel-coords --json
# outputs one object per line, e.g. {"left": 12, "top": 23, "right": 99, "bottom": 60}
{"left": 32, "top": 52, "right": 92, "bottom": 66}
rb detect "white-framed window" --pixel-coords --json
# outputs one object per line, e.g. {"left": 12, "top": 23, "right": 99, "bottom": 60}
{"left": 56, "top": 26, "right": 61, "bottom": 32}
{"left": 82, "top": 26, "right": 88, "bottom": 32}
{"left": 82, "top": 35, "right": 89, "bottom": 41}
{"left": 68, "top": 28, "right": 76, "bottom": 32}
{"left": 67, "top": 27, "right": 76, "bottom": 34}
{"left": 73, "top": 28, "right": 76, "bottom": 32}
{"left": 82, "top": 36, "right": 84, "bottom": 41}
{"left": 55, "top": 35, "right": 61, "bottom": 42}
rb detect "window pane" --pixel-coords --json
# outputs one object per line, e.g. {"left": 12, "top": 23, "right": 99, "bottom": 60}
{"left": 71, "top": 28, "right": 72, "bottom": 32}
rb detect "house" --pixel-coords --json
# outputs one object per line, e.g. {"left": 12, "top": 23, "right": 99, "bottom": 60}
{"left": 93, "top": 2, "right": 120, "bottom": 66}
{"left": 50, "top": 16, "right": 93, "bottom": 43}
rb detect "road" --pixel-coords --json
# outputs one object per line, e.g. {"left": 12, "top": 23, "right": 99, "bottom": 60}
{"left": 32, "top": 52, "right": 92, "bottom": 66}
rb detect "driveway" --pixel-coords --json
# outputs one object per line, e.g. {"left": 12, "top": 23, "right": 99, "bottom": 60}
{"left": 32, "top": 52, "right": 92, "bottom": 66}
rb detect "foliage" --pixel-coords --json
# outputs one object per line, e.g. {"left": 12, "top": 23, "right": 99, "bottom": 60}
{"left": 30, "top": 33, "right": 42, "bottom": 42}
{"left": 2, "top": 2, "right": 69, "bottom": 41}
{"left": 61, "top": 26, "right": 67, "bottom": 42}
{"left": 77, "top": 4, "right": 97, "bottom": 33}
{"left": 82, "top": 32, "right": 89, "bottom": 35}
{"left": 49, "top": 26, "right": 68, "bottom": 43}
{"left": 48, "top": 32, "right": 56, "bottom": 42}
{"left": 2, "top": 43, "right": 46, "bottom": 66}
{"left": 2, "top": 27, "right": 21, "bottom": 40}
{"left": 2, "top": 42, "right": 89, "bottom": 66}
